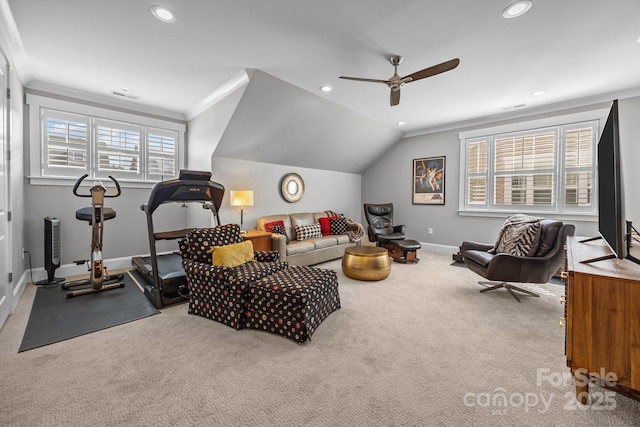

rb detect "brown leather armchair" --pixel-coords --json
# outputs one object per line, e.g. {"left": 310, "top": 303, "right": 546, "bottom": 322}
{"left": 461, "top": 219, "right": 575, "bottom": 302}
{"left": 363, "top": 203, "right": 405, "bottom": 245}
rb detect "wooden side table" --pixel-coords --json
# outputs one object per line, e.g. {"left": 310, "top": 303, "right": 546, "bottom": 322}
{"left": 242, "top": 229, "right": 272, "bottom": 252}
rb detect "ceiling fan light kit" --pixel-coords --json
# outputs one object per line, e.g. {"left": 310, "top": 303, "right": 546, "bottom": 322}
{"left": 339, "top": 56, "right": 460, "bottom": 106}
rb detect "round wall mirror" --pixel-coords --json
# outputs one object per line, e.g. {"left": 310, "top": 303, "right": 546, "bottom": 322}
{"left": 280, "top": 173, "right": 304, "bottom": 203}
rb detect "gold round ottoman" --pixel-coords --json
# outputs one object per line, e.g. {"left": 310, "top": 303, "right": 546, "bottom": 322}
{"left": 342, "top": 246, "right": 391, "bottom": 281}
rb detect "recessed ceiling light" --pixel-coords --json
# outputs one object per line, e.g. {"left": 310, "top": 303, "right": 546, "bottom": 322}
{"left": 320, "top": 85, "right": 332, "bottom": 92}
{"left": 502, "top": 103, "right": 527, "bottom": 110}
{"left": 151, "top": 5, "right": 176, "bottom": 22}
{"left": 503, "top": 1, "right": 532, "bottom": 18}
{"left": 531, "top": 90, "right": 546, "bottom": 96}
{"left": 396, "top": 121, "right": 405, "bottom": 126}
{"left": 111, "top": 90, "right": 139, "bottom": 100}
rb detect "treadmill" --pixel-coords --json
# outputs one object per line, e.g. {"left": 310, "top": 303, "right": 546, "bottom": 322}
{"left": 132, "top": 170, "right": 225, "bottom": 309}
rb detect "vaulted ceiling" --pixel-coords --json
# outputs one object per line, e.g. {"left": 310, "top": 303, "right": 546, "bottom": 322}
{"left": 214, "top": 70, "right": 404, "bottom": 173}
{"left": 4, "top": 0, "right": 640, "bottom": 171}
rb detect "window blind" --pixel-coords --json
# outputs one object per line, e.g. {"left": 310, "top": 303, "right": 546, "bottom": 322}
{"left": 147, "top": 129, "right": 177, "bottom": 178}
{"left": 564, "top": 126, "right": 594, "bottom": 207}
{"left": 39, "top": 107, "right": 181, "bottom": 183}
{"left": 43, "top": 111, "right": 89, "bottom": 174}
{"left": 461, "top": 118, "right": 598, "bottom": 214}
{"left": 95, "top": 119, "right": 141, "bottom": 177}
{"left": 467, "top": 140, "right": 487, "bottom": 204}
{"left": 494, "top": 131, "right": 556, "bottom": 206}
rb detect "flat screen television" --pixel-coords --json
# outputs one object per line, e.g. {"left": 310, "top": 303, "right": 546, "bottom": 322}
{"left": 581, "top": 99, "right": 629, "bottom": 263}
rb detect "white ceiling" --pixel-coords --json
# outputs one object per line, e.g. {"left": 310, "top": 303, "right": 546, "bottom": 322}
{"left": 5, "top": 0, "right": 640, "bottom": 135}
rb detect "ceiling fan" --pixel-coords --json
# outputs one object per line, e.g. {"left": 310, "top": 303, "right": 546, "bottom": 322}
{"left": 339, "top": 56, "right": 460, "bottom": 106}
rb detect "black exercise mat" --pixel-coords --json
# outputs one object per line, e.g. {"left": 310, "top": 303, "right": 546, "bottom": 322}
{"left": 19, "top": 272, "right": 159, "bottom": 352}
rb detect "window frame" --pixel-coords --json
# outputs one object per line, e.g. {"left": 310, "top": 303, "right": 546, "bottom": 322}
{"left": 458, "top": 109, "right": 609, "bottom": 220}
{"left": 27, "top": 92, "right": 185, "bottom": 187}
{"left": 41, "top": 109, "right": 90, "bottom": 177}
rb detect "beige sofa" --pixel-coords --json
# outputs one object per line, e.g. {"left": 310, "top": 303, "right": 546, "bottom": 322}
{"left": 256, "top": 212, "right": 361, "bottom": 266}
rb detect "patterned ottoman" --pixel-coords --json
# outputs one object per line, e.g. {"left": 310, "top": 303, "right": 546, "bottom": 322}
{"left": 245, "top": 266, "right": 340, "bottom": 343}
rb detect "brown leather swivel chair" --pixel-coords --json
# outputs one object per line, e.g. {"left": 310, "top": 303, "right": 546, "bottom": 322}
{"left": 461, "top": 219, "right": 575, "bottom": 302}
{"left": 363, "top": 203, "right": 405, "bottom": 245}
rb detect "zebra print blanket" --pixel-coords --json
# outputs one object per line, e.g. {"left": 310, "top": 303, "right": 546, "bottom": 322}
{"left": 492, "top": 214, "right": 542, "bottom": 257}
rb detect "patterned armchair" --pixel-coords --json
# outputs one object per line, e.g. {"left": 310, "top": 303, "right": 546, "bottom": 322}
{"left": 179, "top": 224, "right": 288, "bottom": 329}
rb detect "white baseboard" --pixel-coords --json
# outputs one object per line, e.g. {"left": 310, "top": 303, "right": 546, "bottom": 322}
{"left": 26, "top": 255, "right": 136, "bottom": 283}
{"left": 24, "top": 250, "right": 180, "bottom": 284}
{"left": 20, "top": 245, "right": 457, "bottom": 286}
{"left": 419, "top": 242, "right": 459, "bottom": 255}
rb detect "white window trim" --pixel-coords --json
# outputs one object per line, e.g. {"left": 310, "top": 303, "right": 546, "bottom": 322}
{"left": 27, "top": 93, "right": 186, "bottom": 188}
{"left": 458, "top": 108, "right": 610, "bottom": 221}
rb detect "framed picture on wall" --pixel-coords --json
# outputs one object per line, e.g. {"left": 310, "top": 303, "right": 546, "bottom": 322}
{"left": 413, "top": 156, "right": 445, "bottom": 205}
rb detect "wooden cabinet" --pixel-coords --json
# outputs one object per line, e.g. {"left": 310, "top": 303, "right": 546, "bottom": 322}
{"left": 242, "top": 230, "right": 272, "bottom": 252}
{"left": 564, "top": 236, "right": 640, "bottom": 403}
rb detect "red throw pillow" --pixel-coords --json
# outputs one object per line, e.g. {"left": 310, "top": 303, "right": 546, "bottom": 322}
{"left": 264, "top": 220, "right": 285, "bottom": 233}
{"left": 319, "top": 216, "right": 337, "bottom": 236}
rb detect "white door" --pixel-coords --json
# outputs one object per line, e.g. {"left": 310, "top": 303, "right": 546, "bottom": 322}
{"left": 0, "top": 53, "right": 9, "bottom": 327}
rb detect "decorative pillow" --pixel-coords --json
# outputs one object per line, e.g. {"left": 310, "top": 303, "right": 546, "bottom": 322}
{"left": 186, "top": 224, "right": 243, "bottom": 263}
{"left": 318, "top": 216, "right": 337, "bottom": 236}
{"left": 294, "top": 223, "right": 322, "bottom": 240}
{"left": 330, "top": 217, "right": 348, "bottom": 235}
{"left": 210, "top": 240, "right": 255, "bottom": 267}
{"left": 271, "top": 224, "right": 289, "bottom": 243}
{"left": 263, "top": 220, "right": 286, "bottom": 233}
{"left": 496, "top": 220, "right": 541, "bottom": 257}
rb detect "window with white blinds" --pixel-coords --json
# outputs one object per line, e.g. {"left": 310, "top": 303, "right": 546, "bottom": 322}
{"left": 43, "top": 110, "right": 89, "bottom": 175}
{"left": 147, "top": 128, "right": 177, "bottom": 180}
{"left": 467, "top": 140, "right": 487, "bottom": 205}
{"left": 493, "top": 129, "right": 556, "bottom": 207}
{"left": 461, "top": 119, "right": 598, "bottom": 215}
{"left": 40, "top": 108, "right": 180, "bottom": 183}
{"left": 564, "top": 125, "right": 594, "bottom": 207}
{"left": 95, "top": 119, "right": 141, "bottom": 179}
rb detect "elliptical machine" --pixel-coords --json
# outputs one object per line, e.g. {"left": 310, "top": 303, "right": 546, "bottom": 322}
{"left": 62, "top": 174, "right": 125, "bottom": 298}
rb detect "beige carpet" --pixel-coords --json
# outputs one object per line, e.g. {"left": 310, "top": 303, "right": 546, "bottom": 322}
{"left": 1, "top": 252, "right": 639, "bottom": 426}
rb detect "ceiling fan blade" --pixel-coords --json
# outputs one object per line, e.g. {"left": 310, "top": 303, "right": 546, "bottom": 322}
{"left": 339, "top": 76, "right": 390, "bottom": 84}
{"left": 390, "top": 88, "right": 400, "bottom": 106}
{"left": 403, "top": 58, "right": 460, "bottom": 83}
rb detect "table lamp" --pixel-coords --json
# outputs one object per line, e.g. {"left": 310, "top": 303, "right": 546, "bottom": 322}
{"left": 230, "top": 190, "right": 254, "bottom": 232}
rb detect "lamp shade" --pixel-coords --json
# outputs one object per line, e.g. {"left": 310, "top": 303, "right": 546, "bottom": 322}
{"left": 230, "top": 190, "right": 254, "bottom": 207}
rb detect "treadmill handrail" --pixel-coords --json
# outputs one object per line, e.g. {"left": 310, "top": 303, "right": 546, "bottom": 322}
{"left": 154, "top": 228, "right": 195, "bottom": 241}
{"left": 145, "top": 177, "right": 225, "bottom": 215}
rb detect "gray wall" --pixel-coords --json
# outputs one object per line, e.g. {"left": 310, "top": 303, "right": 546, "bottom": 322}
{"left": 210, "top": 157, "right": 362, "bottom": 229}
{"left": 187, "top": 82, "right": 247, "bottom": 172}
{"left": 185, "top": 81, "right": 246, "bottom": 228}
{"left": 20, "top": 93, "right": 640, "bottom": 268}
{"left": 359, "top": 102, "right": 637, "bottom": 250}
{"left": 187, "top": 78, "right": 364, "bottom": 227}
{"left": 619, "top": 96, "right": 640, "bottom": 226}
{"left": 24, "top": 185, "right": 188, "bottom": 267}
{"left": 361, "top": 127, "right": 518, "bottom": 249}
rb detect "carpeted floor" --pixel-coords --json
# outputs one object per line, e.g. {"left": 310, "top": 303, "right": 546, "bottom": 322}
{"left": 1, "top": 251, "right": 639, "bottom": 426}
{"left": 19, "top": 272, "right": 159, "bottom": 352}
